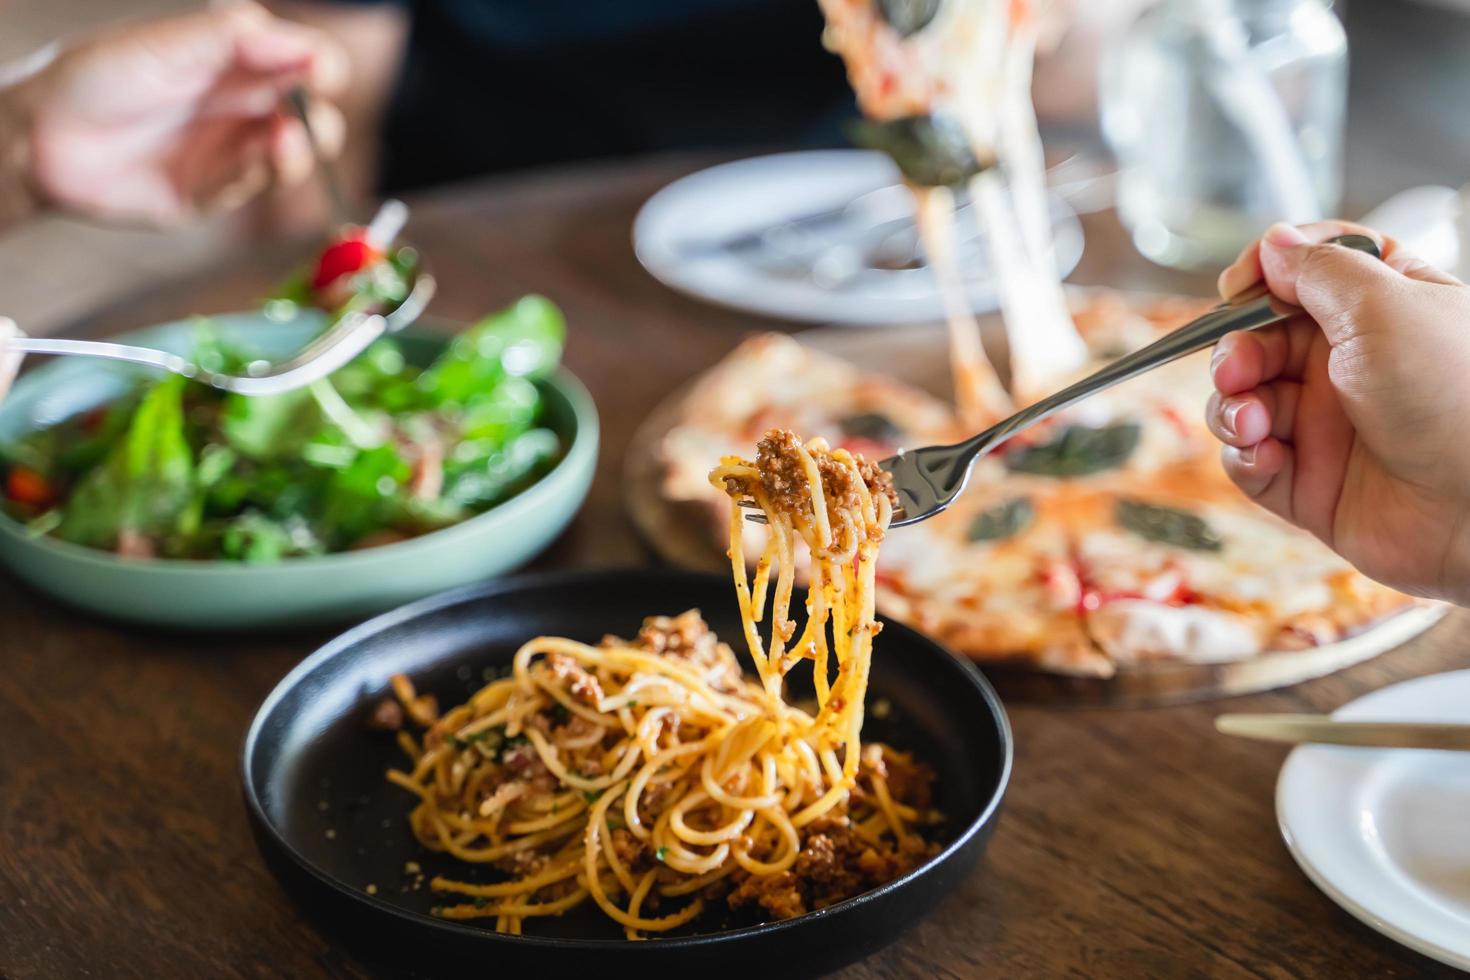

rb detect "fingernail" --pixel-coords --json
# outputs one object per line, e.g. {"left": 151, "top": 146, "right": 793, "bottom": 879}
{"left": 1217, "top": 268, "right": 1241, "bottom": 300}
{"left": 1210, "top": 341, "right": 1230, "bottom": 374}
{"left": 1263, "top": 223, "right": 1308, "bottom": 248}
{"left": 1221, "top": 399, "right": 1245, "bottom": 437}
{"left": 1238, "top": 443, "right": 1257, "bottom": 466}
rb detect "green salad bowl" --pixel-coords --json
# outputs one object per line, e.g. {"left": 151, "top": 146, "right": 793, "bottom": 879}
{"left": 0, "top": 312, "right": 598, "bottom": 630}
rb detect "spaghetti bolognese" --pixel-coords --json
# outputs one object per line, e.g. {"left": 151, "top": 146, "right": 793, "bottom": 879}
{"left": 384, "top": 430, "right": 938, "bottom": 936}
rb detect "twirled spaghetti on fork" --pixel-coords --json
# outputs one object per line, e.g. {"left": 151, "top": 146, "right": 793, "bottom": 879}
{"left": 385, "top": 430, "right": 937, "bottom": 937}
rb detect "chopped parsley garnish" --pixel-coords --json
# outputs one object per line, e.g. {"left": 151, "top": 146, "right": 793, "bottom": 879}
{"left": 583, "top": 789, "right": 603, "bottom": 804}
{"left": 655, "top": 846, "right": 669, "bottom": 862}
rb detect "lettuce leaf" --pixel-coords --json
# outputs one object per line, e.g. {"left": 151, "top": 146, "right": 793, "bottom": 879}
{"left": 57, "top": 375, "right": 196, "bottom": 550}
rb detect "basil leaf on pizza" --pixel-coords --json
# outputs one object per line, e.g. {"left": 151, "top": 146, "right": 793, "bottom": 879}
{"left": 846, "top": 411, "right": 899, "bottom": 446}
{"left": 1004, "top": 422, "right": 1141, "bottom": 477}
{"left": 839, "top": 412, "right": 903, "bottom": 444}
{"left": 968, "top": 496, "right": 1034, "bottom": 543}
{"left": 1115, "top": 499, "right": 1223, "bottom": 552}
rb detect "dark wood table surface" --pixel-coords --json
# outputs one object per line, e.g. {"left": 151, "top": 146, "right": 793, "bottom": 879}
{"left": 5, "top": 4, "right": 1470, "bottom": 976}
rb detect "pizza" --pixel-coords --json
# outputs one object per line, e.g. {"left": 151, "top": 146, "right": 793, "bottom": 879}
{"left": 651, "top": 0, "right": 1421, "bottom": 680}
{"left": 661, "top": 331, "right": 964, "bottom": 513}
{"left": 658, "top": 293, "right": 1420, "bottom": 678}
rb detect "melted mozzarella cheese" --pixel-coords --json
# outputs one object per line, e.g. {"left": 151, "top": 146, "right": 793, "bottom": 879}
{"left": 1091, "top": 600, "right": 1262, "bottom": 664}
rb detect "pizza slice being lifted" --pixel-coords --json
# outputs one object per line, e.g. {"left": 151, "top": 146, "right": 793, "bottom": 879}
{"left": 818, "top": 0, "right": 1089, "bottom": 421}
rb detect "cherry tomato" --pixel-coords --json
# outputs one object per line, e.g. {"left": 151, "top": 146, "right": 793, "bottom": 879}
{"left": 311, "top": 231, "right": 382, "bottom": 292}
{"left": 6, "top": 466, "right": 55, "bottom": 508}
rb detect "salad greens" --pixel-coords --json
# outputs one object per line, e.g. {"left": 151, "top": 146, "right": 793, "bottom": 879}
{"left": 0, "top": 295, "right": 568, "bottom": 562}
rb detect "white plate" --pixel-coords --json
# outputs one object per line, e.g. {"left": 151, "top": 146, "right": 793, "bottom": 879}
{"left": 1277, "top": 670, "right": 1470, "bottom": 970}
{"left": 633, "top": 150, "right": 1084, "bottom": 326}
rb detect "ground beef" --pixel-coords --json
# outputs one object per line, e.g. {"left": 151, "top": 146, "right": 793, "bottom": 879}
{"left": 856, "top": 456, "right": 899, "bottom": 512}
{"left": 723, "top": 750, "right": 940, "bottom": 922}
{"left": 501, "top": 744, "right": 539, "bottom": 775}
{"left": 546, "top": 653, "right": 605, "bottom": 705}
{"left": 752, "top": 429, "right": 899, "bottom": 529}
{"left": 630, "top": 610, "right": 743, "bottom": 692}
{"left": 794, "top": 833, "right": 864, "bottom": 905}
{"left": 610, "top": 829, "right": 652, "bottom": 873}
{"left": 636, "top": 609, "right": 711, "bottom": 657}
{"left": 727, "top": 869, "right": 807, "bottom": 920}
{"left": 637, "top": 780, "right": 678, "bottom": 823}
{"left": 879, "top": 751, "right": 936, "bottom": 813}
{"left": 755, "top": 429, "right": 812, "bottom": 517}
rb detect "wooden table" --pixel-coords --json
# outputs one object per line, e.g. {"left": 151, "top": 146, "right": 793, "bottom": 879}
{"left": 1, "top": 155, "right": 1467, "bottom": 979}
{"left": 8, "top": 1, "right": 1470, "bottom": 964}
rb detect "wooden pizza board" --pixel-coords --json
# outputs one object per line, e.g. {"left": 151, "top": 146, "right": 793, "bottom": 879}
{"left": 623, "top": 309, "right": 1448, "bottom": 706}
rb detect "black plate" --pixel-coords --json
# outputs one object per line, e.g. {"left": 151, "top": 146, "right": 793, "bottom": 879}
{"left": 242, "top": 569, "right": 1011, "bottom": 978}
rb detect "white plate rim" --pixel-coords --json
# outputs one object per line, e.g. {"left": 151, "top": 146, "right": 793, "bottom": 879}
{"left": 632, "top": 149, "right": 1084, "bottom": 326}
{"left": 1276, "top": 669, "right": 1470, "bottom": 971}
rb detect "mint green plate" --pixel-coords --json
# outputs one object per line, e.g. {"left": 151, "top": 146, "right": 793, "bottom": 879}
{"left": 0, "top": 312, "right": 598, "bottom": 630}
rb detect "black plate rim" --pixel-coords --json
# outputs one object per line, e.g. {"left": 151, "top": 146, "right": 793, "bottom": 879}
{"left": 241, "top": 567, "right": 1013, "bottom": 952}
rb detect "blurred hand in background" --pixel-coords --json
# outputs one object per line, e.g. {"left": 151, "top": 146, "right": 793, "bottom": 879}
{"left": 1, "top": 1, "right": 348, "bottom": 228}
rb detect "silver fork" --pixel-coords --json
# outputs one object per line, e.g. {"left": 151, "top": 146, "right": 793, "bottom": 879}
{"left": 6, "top": 262, "right": 435, "bottom": 397}
{"left": 285, "top": 84, "right": 352, "bottom": 227}
{"left": 743, "top": 233, "right": 1380, "bottom": 528}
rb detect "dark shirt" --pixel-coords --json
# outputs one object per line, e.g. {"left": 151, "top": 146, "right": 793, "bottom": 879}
{"left": 327, "top": 0, "right": 855, "bottom": 192}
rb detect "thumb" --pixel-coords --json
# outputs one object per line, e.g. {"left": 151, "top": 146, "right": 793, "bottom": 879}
{"left": 1256, "top": 220, "right": 1461, "bottom": 307}
{"left": 1293, "top": 241, "right": 1418, "bottom": 347}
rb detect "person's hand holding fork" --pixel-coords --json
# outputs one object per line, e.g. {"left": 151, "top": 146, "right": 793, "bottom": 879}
{"left": 0, "top": 3, "right": 351, "bottom": 407}
{"left": 0, "top": 1, "right": 347, "bottom": 229}
{"left": 1207, "top": 220, "right": 1470, "bottom": 604}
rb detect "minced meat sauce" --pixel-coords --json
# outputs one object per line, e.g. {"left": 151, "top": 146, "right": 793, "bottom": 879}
{"left": 746, "top": 429, "right": 899, "bottom": 532}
